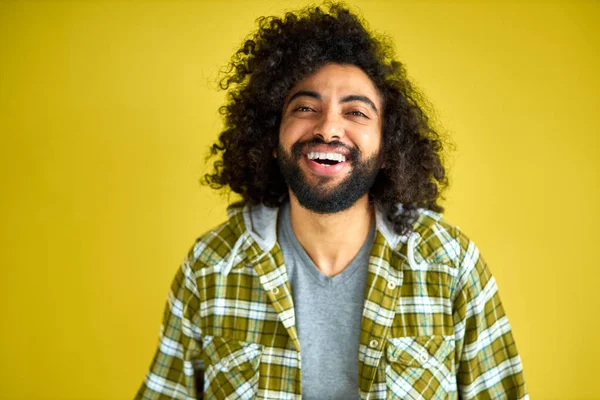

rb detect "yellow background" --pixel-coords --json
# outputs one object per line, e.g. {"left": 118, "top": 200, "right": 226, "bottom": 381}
{"left": 1, "top": 0, "right": 598, "bottom": 399}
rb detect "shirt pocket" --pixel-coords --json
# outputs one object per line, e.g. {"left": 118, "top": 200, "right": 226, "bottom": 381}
{"left": 385, "top": 335, "right": 456, "bottom": 399}
{"left": 202, "top": 335, "right": 263, "bottom": 400}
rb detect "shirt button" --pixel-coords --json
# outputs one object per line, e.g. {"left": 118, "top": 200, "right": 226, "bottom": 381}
{"left": 369, "top": 339, "right": 379, "bottom": 348}
{"left": 221, "top": 359, "right": 229, "bottom": 368}
{"left": 387, "top": 281, "right": 397, "bottom": 290}
{"left": 271, "top": 287, "right": 279, "bottom": 295}
{"left": 419, "top": 352, "right": 429, "bottom": 363}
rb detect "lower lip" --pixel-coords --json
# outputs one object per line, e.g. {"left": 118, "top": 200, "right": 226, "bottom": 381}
{"left": 304, "top": 156, "right": 349, "bottom": 176}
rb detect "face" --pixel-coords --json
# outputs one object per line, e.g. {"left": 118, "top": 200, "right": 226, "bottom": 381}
{"left": 277, "top": 63, "right": 383, "bottom": 214}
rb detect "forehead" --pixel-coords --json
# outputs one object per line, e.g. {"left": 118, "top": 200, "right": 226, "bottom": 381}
{"left": 287, "top": 63, "right": 381, "bottom": 103}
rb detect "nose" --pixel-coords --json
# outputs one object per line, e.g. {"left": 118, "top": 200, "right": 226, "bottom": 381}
{"left": 313, "top": 108, "right": 344, "bottom": 142}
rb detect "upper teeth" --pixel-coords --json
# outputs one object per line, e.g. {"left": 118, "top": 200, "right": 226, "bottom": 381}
{"left": 307, "top": 152, "right": 346, "bottom": 162}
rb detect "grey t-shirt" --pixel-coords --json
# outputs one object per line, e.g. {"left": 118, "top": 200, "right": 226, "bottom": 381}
{"left": 277, "top": 202, "right": 375, "bottom": 400}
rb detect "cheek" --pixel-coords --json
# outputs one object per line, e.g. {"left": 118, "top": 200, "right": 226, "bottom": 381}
{"left": 353, "top": 129, "right": 382, "bottom": 156}
{"left": 279, "top": 118, "right": 312, "bottom": 145}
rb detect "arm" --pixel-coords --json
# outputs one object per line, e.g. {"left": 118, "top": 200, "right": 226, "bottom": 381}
{"left": 453, "top": 238, "right": 528, "bottom": 399}
{"left": 135, "top": 257, "right": 204, "bottom": 400}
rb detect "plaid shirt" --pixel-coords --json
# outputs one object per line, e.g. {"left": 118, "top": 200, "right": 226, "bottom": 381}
{"left": 136, "top": 204, "right": 527, "bottom": 399}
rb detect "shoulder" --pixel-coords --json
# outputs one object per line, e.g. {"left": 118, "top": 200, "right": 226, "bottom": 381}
{"left": 393, "top": 209, "right": 490, "bottom": 303}
{"left": 183, "top": 205, "right": 247, "bottom": 272}
{"left": 407, "top": 209, "right": 482, "bottom": 271}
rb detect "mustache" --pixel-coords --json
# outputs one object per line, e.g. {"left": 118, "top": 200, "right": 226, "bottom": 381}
{"left": 290, "top": 137, "right": 358, "bottom": 160}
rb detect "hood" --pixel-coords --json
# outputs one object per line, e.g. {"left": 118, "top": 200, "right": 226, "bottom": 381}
{"left": 220, "top": 202, "right": 446, "bottom": 276}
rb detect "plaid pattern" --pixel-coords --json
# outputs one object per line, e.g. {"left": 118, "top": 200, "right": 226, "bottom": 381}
{"left": 136, "top": 204, "right": 527, "bottom": 399}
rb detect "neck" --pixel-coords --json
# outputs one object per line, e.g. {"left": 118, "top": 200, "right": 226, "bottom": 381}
{"left": 288, "top": 192, "right": 374, "bottom": 277}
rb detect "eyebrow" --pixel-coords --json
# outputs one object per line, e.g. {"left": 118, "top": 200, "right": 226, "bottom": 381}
{"left": 340, "top": 95, "right": 378, "bottom": 114}
{"left": 286, "top": 90, "right": 379, "bottom": 115}
{"left": 286, "top": 90, "right": 321, "bottom": 104}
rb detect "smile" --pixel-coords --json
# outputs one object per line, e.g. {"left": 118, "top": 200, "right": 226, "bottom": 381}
{"left": 306, "top": 151, "right": 347, "bottom": 166}
{"left": 303, "top": 154, "right": 349, "bottom": 176}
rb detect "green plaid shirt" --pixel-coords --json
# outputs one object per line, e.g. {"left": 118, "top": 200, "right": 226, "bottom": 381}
{"left": 136, "top": 204, "right": 527, "bottom": 399}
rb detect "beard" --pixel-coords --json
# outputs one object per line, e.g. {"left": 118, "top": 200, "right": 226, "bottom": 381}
{"left": 276, "top": 138, "right": 382, "bottom": 214}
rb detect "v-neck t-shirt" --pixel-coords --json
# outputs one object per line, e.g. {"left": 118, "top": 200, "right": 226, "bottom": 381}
{"left": 277, "top": 202, "right": 375, "bottom": 400}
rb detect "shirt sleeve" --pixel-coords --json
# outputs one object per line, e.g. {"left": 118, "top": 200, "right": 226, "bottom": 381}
{"left": 135, "top": 257, "right": 204, "bottom": 400}
{"left": 452, "top": 237, "right": 528, "bottom": 399}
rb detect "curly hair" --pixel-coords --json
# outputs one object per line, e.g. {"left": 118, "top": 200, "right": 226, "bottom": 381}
{"left": 204, "top": 2, "right": 448, "bottom": 235}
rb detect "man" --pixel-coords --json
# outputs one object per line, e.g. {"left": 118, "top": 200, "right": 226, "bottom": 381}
{"left": 136, "top": 4, "right": 527, "bottom": 399}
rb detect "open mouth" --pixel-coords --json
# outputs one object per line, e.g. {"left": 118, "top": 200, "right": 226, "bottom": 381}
{"left": 306, "top": 151, "right": 347, "bottom": 167}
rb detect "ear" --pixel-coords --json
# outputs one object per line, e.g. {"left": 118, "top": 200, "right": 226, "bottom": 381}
{"left": 273, "top": 149, "right": 277, "bottom": 158}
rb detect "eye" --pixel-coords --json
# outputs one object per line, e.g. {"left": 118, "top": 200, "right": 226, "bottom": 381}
{"left": 293, "top": 106, "right": 315, "bottom": 112}
{"left": 347, "top": 110, "right": 368, "bottom": 118}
